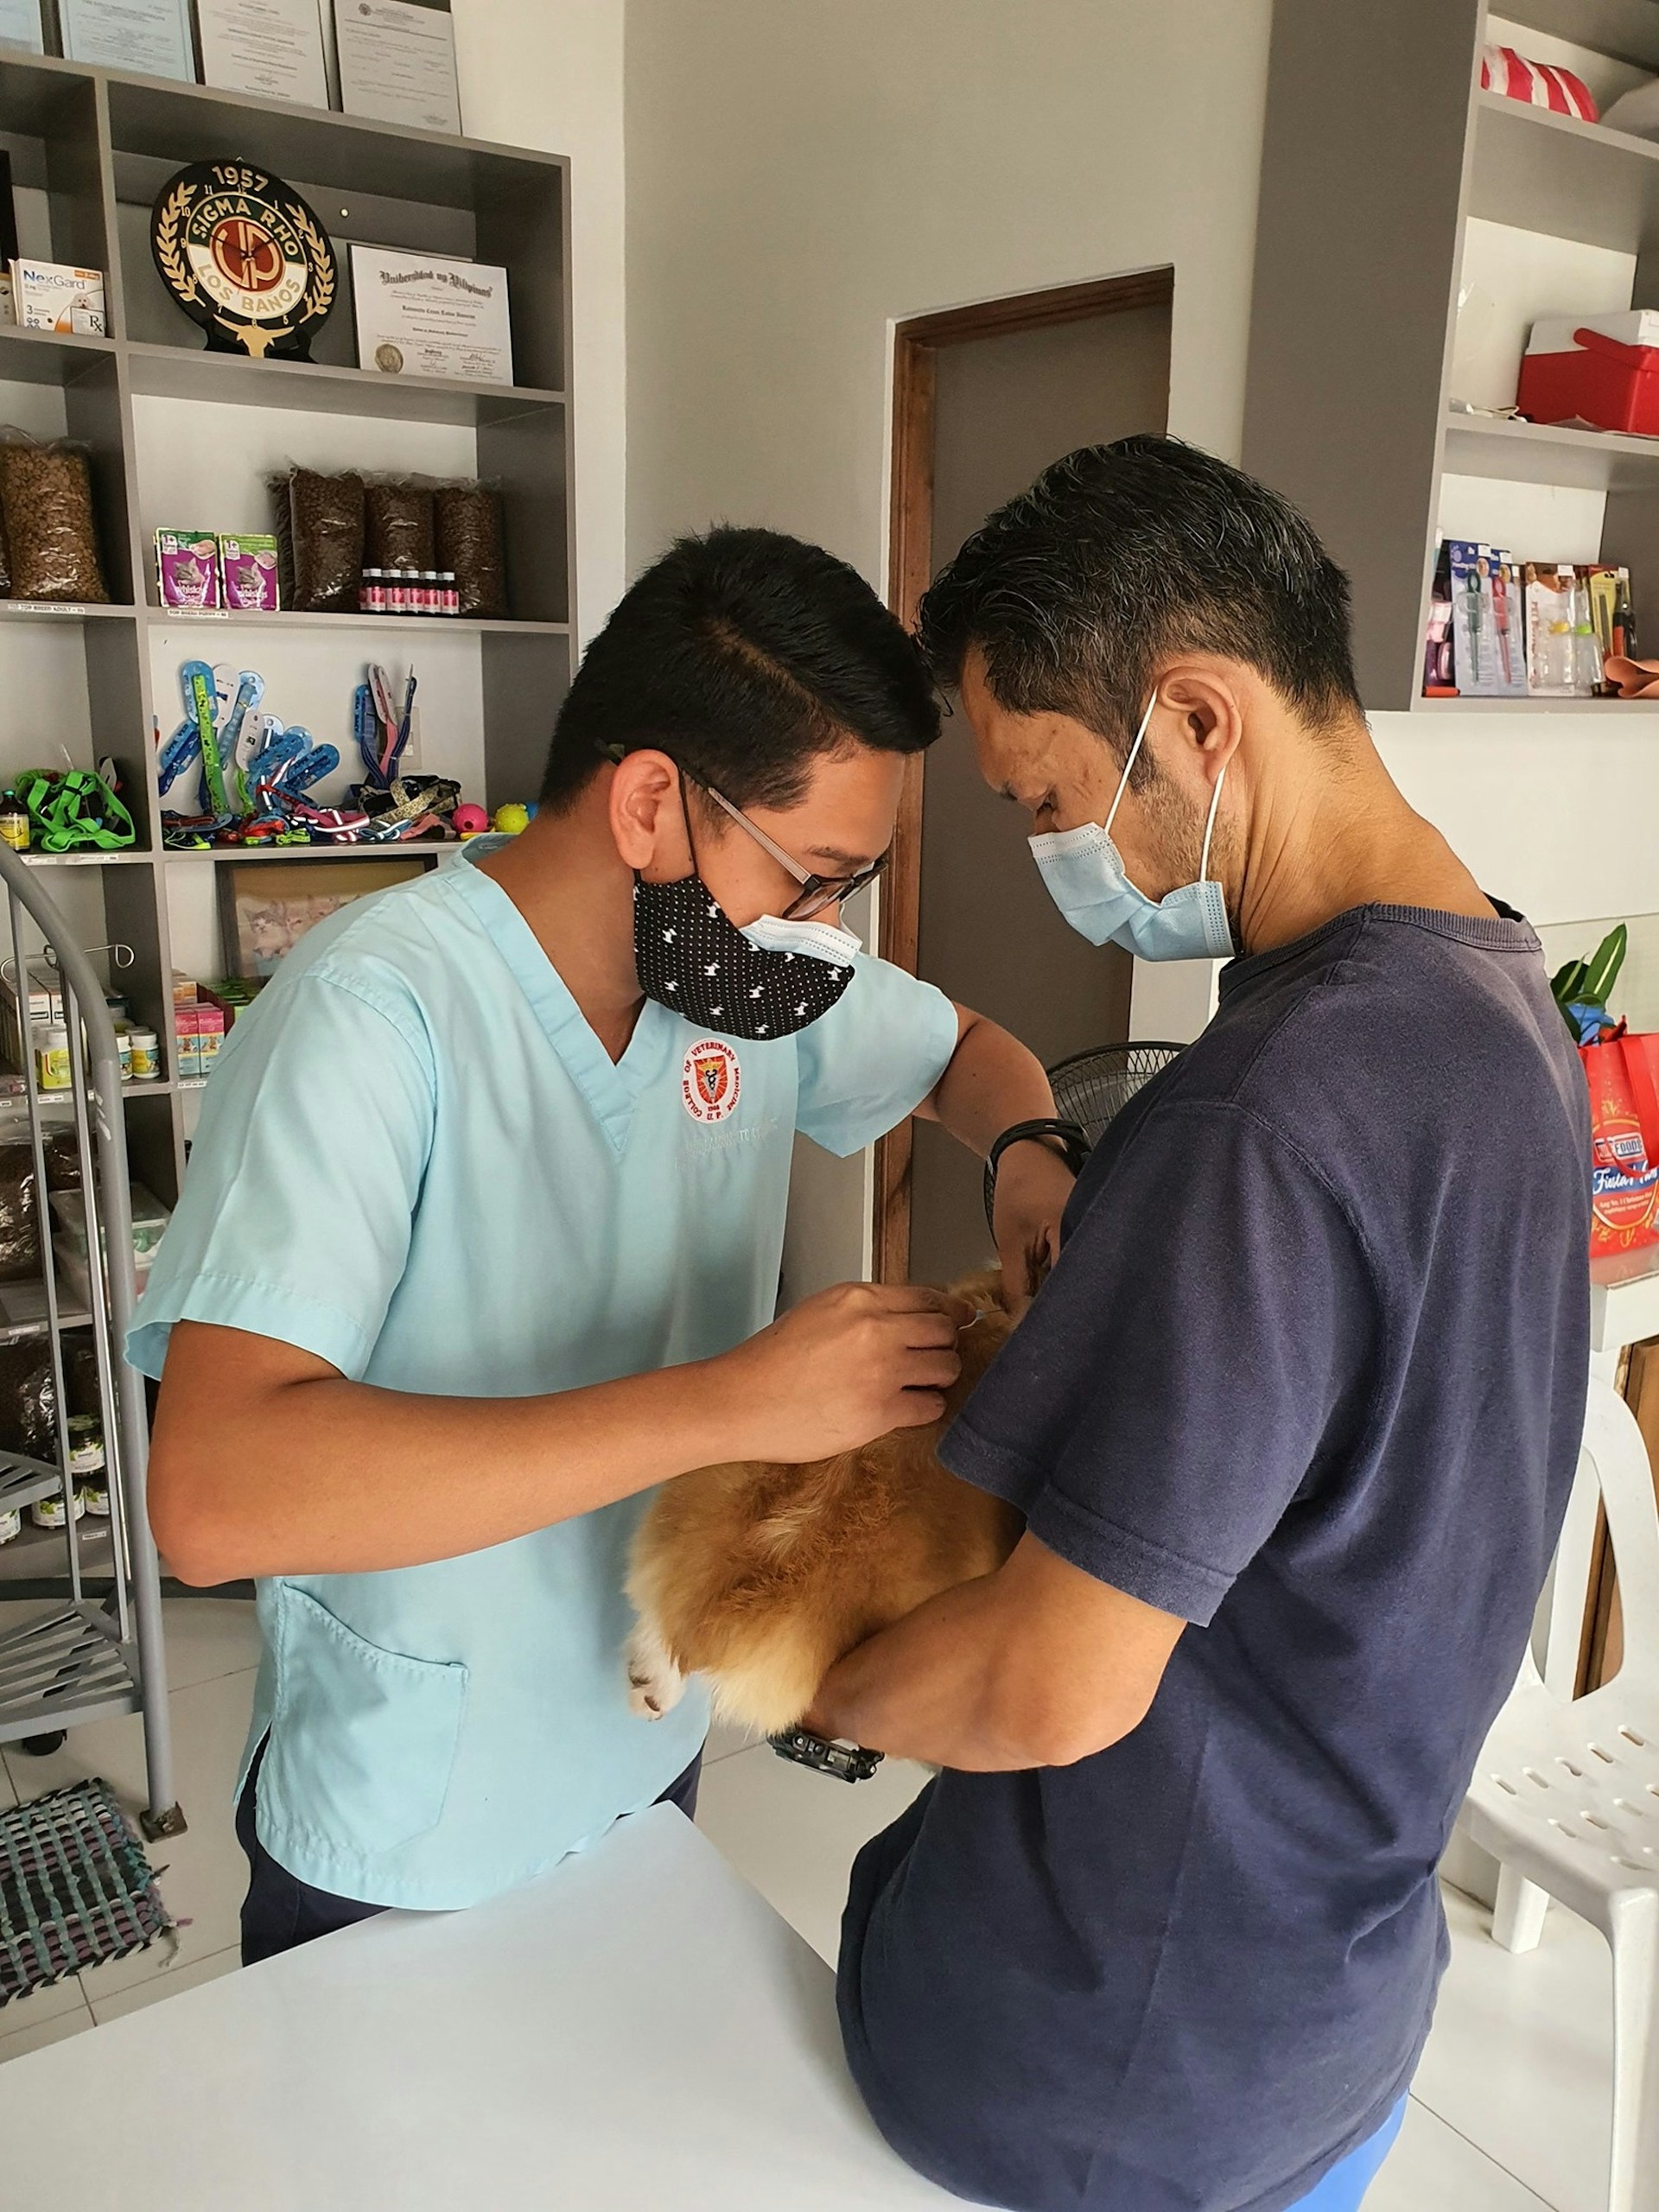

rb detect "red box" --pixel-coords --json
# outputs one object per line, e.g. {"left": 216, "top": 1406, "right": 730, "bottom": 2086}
{"left": 1518, "top": 326, "right": 1659, "bottom": 435}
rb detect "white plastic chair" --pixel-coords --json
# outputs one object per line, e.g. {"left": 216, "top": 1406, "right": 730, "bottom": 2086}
{"left": 1459, "top": 1379, "right": 1659, "bottom": 2212}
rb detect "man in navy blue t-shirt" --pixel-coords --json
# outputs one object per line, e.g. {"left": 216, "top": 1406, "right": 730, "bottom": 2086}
{"left": 810, "top": 440, "right": 1590, "bottom": 2212}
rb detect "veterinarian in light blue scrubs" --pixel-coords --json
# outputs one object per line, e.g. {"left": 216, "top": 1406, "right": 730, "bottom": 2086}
{"left": 131, "top": 527, "right": 1074, "bottom": 1957}
{"left": 130, "top": 842, "right": 956, "bottom": 1907}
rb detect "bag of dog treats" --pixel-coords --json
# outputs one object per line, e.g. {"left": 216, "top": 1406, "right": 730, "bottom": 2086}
{"left": 271, "top": 467, "right": 365, "bottom": 614}
{"left": 0, "top": 431, "right": 109, "bottom": 603}
{"left": 1584, "top": 1029, "right": 1659, "bottom": 1255}
{"left": 435, "top": 480, "right": 507, "bottom": 617}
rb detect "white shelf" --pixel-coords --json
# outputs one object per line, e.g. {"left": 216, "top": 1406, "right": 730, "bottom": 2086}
{"left": 1443, "top": 410, "right": 1659, "bottom": 493}
{"left": 125, "top": 342, "right": 565, "bottom": 429}
{"left": 0, "top": 601, "right": 137, "bottom": 621}
{"left": 162, "top": 842, "right": 454, "bottom": 862}
{"left": 1411, "top": 696, "right": 1659, "bottom": 713}
{"left": 148, "top": 607, "right": 569, "bottom": 638}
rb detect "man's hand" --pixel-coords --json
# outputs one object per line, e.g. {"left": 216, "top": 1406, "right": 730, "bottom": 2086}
{"left": 719, "top": 1281, "right": 973, "bottom": 1464}
{"left": 992, "top": 1140, "right": 1077, "bottom": 1309}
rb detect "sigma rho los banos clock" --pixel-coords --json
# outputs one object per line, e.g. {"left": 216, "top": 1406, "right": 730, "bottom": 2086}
{"left": 151, "top": 161, "right": 337, "bottom": 360}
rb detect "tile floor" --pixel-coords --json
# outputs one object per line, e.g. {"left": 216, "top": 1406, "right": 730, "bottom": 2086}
{"left": 0, "top": 1598, "right": 1615, "bottom": 2209}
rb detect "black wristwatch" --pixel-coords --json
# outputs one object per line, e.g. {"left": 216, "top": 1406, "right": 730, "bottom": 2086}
{"left": 988, "top": 1117, "right": 1090, "bottom": 1183}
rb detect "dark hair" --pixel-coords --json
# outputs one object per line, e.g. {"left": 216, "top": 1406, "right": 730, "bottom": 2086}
{"left": 543, "top": 525, "right": 940, "bottom": 810}
{"left": 918, "top": 436, "right": 1363, "bottom": 772}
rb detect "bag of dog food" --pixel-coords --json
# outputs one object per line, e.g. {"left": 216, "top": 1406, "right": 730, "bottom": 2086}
{"left": 435, "top": 481, "right": 507, "bottom": 617}
{"left": 365, "top": 479, "right": 435, "bottom": 574}
{"left": 0, "top": 431, "right": 109, "bottom": 602}
{"left": 271, "top": 467, "right": 365, "bottom": 613}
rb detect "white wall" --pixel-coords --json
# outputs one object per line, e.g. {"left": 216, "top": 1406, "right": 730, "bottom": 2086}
{"left": 626, "top": 0, "right": 1276, "bottom": 1290}
{"left": 452, "top": 0, "right": 626, "bottom": 646}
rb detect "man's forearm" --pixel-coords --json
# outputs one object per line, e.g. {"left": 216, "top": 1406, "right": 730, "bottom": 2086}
{"left": 153, "top": 1348, "right": 740, "bottom": 1586}
{"left": 923, "top": 1009, "right": 1054, "bottom": 1159}
{"left": 151, "top": 1283, "right": 970, "bottom": 1586}
{"left": 808, "top": 1535, "right": 1185, "bottom": 1770}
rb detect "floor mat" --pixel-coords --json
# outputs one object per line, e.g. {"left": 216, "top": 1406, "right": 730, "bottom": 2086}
{"left": 0, "top": 1777, "right": 171, "bottom": 2005}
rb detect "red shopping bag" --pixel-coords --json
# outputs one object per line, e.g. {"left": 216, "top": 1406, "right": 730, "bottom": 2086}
{"left": 1584, "top": 1030, "right": 1659, "bottom": 1255}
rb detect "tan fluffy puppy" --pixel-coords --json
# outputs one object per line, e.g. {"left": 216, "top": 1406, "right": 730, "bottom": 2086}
{"left": 624, "top": 1274, "right": 1020, "bottom": 1736}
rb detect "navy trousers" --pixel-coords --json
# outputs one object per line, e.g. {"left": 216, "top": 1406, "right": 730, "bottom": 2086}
{"left": 237, "top": 1740, "right": 704, "bottom": 1967}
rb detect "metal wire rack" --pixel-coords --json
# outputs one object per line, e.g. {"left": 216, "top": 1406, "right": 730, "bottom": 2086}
{"left": 0, "top": 845, "right": 180, "bottom": 1840}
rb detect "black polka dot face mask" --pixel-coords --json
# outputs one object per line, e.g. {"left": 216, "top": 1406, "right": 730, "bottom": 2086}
{"left": 633, "top": 874, "right": 859, "bottom": 1039}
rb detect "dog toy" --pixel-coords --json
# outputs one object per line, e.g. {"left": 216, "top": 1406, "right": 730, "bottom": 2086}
{"left": 493, "top": 802, "right": 530, "bottom": 836}
{"left": 453, "top": 802, "right": 488, "bottom": 838}
{"left": 1605, "top": 655, "right": 1659, "bottom": 698}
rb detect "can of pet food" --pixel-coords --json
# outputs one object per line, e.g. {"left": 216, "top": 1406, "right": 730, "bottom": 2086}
{"left": 32, "top": 1486, "right": 86, "bottom": 1530}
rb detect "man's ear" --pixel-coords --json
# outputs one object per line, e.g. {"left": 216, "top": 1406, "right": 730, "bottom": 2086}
{"left": 1152, "top": 664, "right": 1246, "bottom": 786}
{"left": 607, "top": 750, "right": 689, "bottom": 875}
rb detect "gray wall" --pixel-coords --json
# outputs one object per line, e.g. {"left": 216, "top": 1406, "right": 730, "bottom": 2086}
{"left": 625, "top": 0, "right": 1274, "bottom": 1295}
{"left": 909, "top": 307, "right": 1169, "bottom": 1284}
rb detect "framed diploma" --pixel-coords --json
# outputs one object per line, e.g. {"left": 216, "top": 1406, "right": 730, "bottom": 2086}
{"left": 197, "top": 0, "right": 329, "bottom": 108}
{"left": 334, "top": 0, "right": 461, "bottom": 136}
{"left": 0, "top": 1, "right": 43, "bottom": 54}
{"left": 350, "top": 243, "right": 513, "bottom": 385}
{"left": 59, "top": 0, "right": 194, "bottom": 79}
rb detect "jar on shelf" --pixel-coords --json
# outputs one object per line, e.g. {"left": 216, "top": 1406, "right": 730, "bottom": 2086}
{"left": 34, "top": 1020, "right": 69, "bottom": 1091}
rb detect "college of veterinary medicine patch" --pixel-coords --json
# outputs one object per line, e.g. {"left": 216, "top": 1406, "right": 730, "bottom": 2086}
{"left": 682, "top": 1039, "right": 741, "bottom": 1124}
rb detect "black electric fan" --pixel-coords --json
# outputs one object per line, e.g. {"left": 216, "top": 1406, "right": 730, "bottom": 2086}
{"left": 982, "top": 1041, "right": 1185, "bottom": 1230}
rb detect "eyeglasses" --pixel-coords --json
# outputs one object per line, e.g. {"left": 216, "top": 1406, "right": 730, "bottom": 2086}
{"left": 598, "top": 741, "right": 887, "bottom": 921}
{"left": 690, "top": 776, "right": 888, "bottom": 921}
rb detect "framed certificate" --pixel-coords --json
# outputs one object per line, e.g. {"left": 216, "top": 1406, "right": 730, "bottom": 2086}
{"left": 0, "top": 0, "right": 43, "bottom": 54}
{"left": 350, "top": 243, "right": 513, "bottom": 386}
{"left": 197, "top": 0, "right": 328, "bottom": 108}
{"left": 59, "top": 0, "right": 194, "bottom": 79}
{"left": 335, "top": 0, "right": 461, "bottom": 136}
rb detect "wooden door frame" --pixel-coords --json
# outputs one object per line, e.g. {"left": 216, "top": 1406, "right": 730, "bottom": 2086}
{"left": 872, "top": 266, "right": 1176, "bottom": 1282}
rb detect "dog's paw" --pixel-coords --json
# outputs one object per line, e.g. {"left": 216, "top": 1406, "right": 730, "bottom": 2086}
{"left": 625, "top": 1624, "right": 686, "bottom": 1720}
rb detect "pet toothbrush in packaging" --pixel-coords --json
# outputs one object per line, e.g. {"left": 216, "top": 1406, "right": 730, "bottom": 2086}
{"left": 1449, "top": 541, "right": 1524, "bottom": 696}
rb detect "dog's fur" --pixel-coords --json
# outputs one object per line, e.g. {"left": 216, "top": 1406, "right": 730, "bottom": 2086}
{"left": 625, "top": 1274, "right": 1022, "bottom": 1735}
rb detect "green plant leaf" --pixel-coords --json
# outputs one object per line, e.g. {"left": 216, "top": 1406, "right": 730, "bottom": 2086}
{"left": 1584, "top": 923, "right": 1628, "bottom": 1007}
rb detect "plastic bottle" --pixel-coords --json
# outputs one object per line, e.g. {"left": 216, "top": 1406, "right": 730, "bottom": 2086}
{"left": 34, "top": 1020, "right": 69, "bottom": 1091}
{"left": 128, "top": 1028, "right": 160, "bottom": 1082}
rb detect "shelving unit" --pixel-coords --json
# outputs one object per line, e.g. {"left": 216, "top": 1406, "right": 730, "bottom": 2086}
{"left": 0, "top": 46, "right": 576, "bottom": 1224}
{"left": 1242, "top": 0, "right": 1659, "bottom": 713}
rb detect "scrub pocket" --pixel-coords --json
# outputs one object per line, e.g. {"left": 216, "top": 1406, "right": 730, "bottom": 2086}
{"left": 264, "top": 1583, "right": 468, "bottom": 1859}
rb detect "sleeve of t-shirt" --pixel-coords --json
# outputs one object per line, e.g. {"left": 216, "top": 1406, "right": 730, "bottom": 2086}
{"left": 938, "top": 1096, "right": 1376, "bottom": 1625}
{"left": 126, "top": 963, "right": 435, "bottom": 1384}
{"left": 792, "top": 952, "right": 960, "bottom": 1158}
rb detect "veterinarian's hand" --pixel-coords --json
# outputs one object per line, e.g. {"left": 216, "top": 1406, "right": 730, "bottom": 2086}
{"left": 993, "top": 1139, "right": 1077, "bottom": 1310}
{"left": 721, "top": 1282, "right": 973, "bottom": 1462}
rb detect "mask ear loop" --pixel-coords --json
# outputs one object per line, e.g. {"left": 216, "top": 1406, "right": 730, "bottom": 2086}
{"left": 1103, "top": 690, "right": 1160, "bottom": 841}
{"left": 1198, "top": 762, "right": 1226, "bottom": 886}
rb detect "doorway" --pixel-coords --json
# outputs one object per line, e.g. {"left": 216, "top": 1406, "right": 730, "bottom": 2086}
{"left": 877, "top": 270, "right": 1175, "bottom": 1284}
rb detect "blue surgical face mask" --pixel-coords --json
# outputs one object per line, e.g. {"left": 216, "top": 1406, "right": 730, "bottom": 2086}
{"left": 1028, "top": 692, "right": 1234, "bottom": 961}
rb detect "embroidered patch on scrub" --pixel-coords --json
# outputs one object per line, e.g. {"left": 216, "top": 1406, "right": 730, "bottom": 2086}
{"left": 682, "top": 1039, "right": 741, "bottom": 1123}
